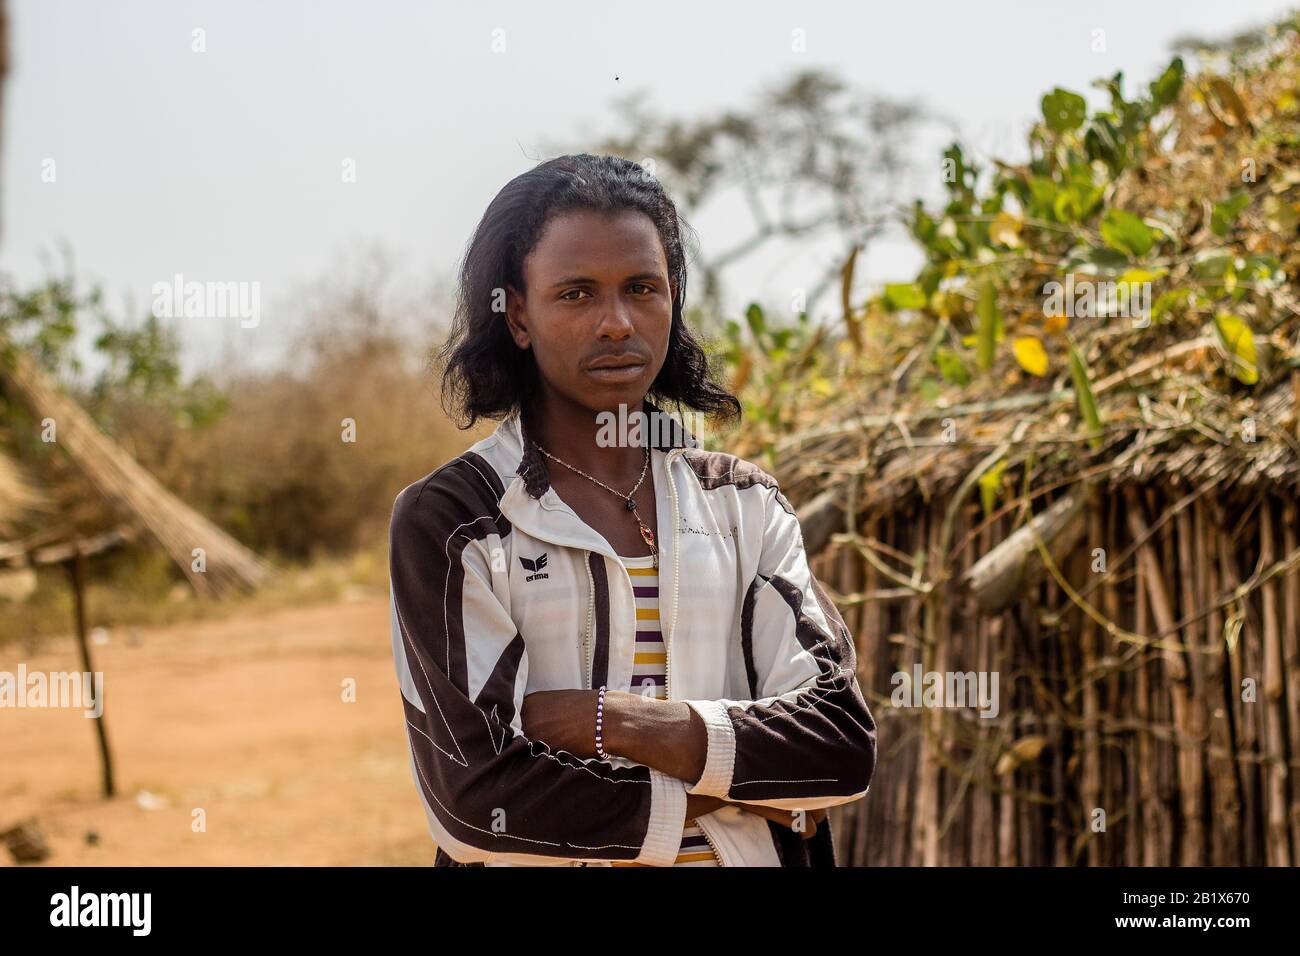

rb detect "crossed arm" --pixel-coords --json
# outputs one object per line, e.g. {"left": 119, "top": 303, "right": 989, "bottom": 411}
{"left": 520, "top": 688, "right": 825, "bottom": 832}
{"left": 519, "top": 689, "right": 706, "bottom": 784}
{"left": 389, "top": 459, "right": 875, "bottom": 865}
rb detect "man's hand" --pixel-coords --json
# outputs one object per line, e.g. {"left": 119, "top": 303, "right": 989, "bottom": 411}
{"left": 735, "top": 803, "right": 828, "bottom": 840}
{"left": 690, "top": 795, "right": 827, "bottom": 840}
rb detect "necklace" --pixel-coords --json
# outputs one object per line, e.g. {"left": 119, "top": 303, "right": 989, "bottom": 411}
{"left": 533, "top": 440, "right": 658, "bottom": 569}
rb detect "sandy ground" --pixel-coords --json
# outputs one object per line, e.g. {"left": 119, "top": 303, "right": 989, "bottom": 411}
{"left": 0, "top": 596, "right": 437, "bottom": 866}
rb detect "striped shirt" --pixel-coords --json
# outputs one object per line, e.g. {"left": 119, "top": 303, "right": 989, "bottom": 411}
{"left": 609, "top": 552, "right": 719, "bottom": 867}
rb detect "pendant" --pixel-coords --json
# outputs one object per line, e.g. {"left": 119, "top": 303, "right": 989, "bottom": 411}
{"left": 625, "top": 497, "right": 637, "bottom": 511}
{"left": 638, "top": 524, "right": 655, "bottom": 548}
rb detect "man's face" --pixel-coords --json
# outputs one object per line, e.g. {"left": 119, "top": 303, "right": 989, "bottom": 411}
{"left": 506, "top": 208, "right": 674, "bottom": 416}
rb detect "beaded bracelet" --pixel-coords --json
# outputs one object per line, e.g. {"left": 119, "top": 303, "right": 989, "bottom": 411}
{"left": 595, "top": 685, "right": 610, "bottom": 759}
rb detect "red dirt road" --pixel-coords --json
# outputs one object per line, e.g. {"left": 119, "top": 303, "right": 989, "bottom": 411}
{"left": 0, "top": 597, "right": 436, "bottom": 866}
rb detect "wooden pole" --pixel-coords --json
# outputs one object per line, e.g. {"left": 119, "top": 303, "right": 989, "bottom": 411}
{"left": 1283, "top": 504, "right": 1300, "bottom": 863}
{"left": 66, "top": 548, "right": 115, "bottom": 798}
{"left": 1259, "top": 496, "right": 1291, "bottom": 865}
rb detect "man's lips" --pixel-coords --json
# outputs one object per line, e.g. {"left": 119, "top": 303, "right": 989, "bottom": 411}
{"left": 587, "top": 352, "right": 649, "bottom": 370}
{"left": 585, "top": 353, "right": 649, "bottom": 382}
{"left": 585, "top": 361, "right": 647, "bottom": 383}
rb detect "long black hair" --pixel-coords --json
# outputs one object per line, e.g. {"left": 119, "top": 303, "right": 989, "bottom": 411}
{"left": 436, "top": 153, "right": 741, "bottom": 432}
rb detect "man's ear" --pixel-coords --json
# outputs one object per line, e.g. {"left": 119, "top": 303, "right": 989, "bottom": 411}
{"left": 503, "top": 284, "right": 530, "bottom": 350}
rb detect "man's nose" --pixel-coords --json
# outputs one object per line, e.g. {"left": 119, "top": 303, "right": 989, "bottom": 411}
{"left": 595, "top": 297, "right": 635, "bottom": 338}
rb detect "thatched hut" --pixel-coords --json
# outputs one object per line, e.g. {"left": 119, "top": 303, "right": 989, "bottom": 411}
{"left": 790, "top": 374, "right": 1299, "bottom": 867}
{"left": 0, "top": 445, "right": 40, "bottom": 527}
{"left": 0, "top": 341, "right": 271, "bottom": 598}
{"left": 745, "top": 21, "right": 1300, "bottom": 865}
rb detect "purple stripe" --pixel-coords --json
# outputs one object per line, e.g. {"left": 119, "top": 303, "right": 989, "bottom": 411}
{"left": 635, "top": 631, "right": 662, "bottom": 641}
{"left": 633, "top": 586, "right": 658, "bottom": 598}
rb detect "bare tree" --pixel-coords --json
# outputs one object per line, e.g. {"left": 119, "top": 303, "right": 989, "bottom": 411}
{"left": 548, "top": 69, "right": 934, "bottom": 326}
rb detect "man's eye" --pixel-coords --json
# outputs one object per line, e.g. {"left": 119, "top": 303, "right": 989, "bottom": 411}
{"left": 629, "top": 284, "right": 654, "bottom": 295}
{"left": 560, "top": 289, "right": 588, "bottom": 300}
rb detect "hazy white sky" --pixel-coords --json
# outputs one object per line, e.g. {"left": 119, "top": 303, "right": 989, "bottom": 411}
{"left": 5, "top": 0, "right": 1295, "bottom": 373}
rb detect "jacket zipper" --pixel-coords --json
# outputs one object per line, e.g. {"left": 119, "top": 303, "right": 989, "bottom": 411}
{"left": 659, "top": 449, "right": 726, "bottom": 866}
{"left": 583, "top": 549, "right": 595, "bottom": 689}
{"left": 694, "top": 817, "right": 725, "bottom": 866}
{"left": 577, "top": 447, "right": 727, "bottom": 867}
{"left": 663, "top": 448, "right": 682, "bottom": 703}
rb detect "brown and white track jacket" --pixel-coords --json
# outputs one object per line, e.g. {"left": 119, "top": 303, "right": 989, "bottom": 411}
{"left": 387, "top": 403, "right": 877, "bottom": 866}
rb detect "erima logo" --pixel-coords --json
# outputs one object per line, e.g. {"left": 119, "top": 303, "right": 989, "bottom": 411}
{"left": 519, "top": 553, "right": 549, "bottom": 582}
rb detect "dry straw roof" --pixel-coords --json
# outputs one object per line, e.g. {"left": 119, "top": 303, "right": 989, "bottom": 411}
{"left": 0, "top": 446, "right": 43, "bottom": 531}
{"left": 0, "top": 341, "right": 270, "bottom": 595}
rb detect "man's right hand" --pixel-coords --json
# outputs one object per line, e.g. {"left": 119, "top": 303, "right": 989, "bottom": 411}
{"left": 686, "top": 794, "right": 827, "bottom": 840}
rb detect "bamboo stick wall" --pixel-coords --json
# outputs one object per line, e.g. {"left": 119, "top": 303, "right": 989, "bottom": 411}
{"left": 820, "top": 485, "right": 1299, "bottom": 866}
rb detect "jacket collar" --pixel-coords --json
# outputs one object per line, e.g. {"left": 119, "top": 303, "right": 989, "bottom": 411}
{"left": 501, "top": 397, "right": 700, "bottom": 495}
{"left": 492, "top": 398, "right": 699, "bottom": 560}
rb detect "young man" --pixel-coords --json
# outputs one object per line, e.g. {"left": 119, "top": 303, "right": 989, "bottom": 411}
{"left": 388, "top": 154, "right": 877, "bottom": 866}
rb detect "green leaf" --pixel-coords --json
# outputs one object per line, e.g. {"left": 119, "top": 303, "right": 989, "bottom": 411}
{"left": 1042, "top": 87, "right": 1087, "bottom": 132}
{"left": 976, "top": 281, "right": 999, "bottom": 371}
{"left": 1149, "top": 57, "right": 1185, "bottom": 109}
{"left": 1027, "top": 177, "right": 1059, "bottom": 217}
{"left": 883, "top": 283, "right": 928, "bottom": 311}
{"left": 979, "top": 460, "right": 1007, "bottom": 517}
{"left": 934, "top": 346, "right": 970, "bottom": 386}
{"left": 1084, "top": 116, "right": 1124, "bottom": 170}
{"left": 1099, "top": 208, "right": 1155, "bottom": 257}
{"left": 1211, "top": 190, "right": 1251, "bottom": 237}
{"left": 1053, "top": 183, "right": 1104, "bottom": 223}
{"left": 1214, "top": 312, "right": 1259, "bottom": 385}
{"left": 1151, "top": 288, "right": 1190, "bottom": 323}
{"left": 1067, "top": 341, "right": 1103, "bottom": 449}
{"left": 1239, "top": 254, "right": 1283, "bottom": 287}
{"left": 1066, "top": 244, "right": 1133, "bottom": 274}
{"left": 1192, "top": 250, "right": 1233, "bottom": 282}
{"left": 745, "top": 303, "right": 768, "bottom": 354}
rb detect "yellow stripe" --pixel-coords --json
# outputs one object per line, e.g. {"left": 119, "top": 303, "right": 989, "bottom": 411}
{"left": 626, "top": 566, "right": 657, "bottom": 576}
{"left": 635, "top": 608, "right": 659, "bottom": 620}
{"left": 673, "top": 851, "right": 717, "bottom": 863}
{"left": 634, "top": 652, "right": 667, "bottom": 665}
{"left": 610, "top": 850, "right": 717, "bottom": 866}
